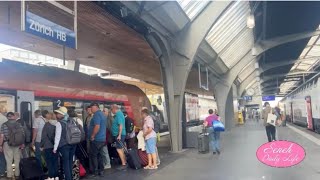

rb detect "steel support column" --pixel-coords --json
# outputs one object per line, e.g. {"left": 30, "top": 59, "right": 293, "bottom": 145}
{"left": 142, "top": 1, "right": 232, "bottom": 153}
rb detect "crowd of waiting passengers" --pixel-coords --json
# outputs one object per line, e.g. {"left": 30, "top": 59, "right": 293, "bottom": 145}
{"left": 0, "top": 103, "right": 160, "bottom": 180}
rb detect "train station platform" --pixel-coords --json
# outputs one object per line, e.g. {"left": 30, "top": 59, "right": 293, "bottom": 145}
{"left": 91, "top": 120, "right": 320, "bottom": 180}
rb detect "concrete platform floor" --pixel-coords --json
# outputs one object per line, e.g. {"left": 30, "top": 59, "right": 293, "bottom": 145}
{"left": 91, "top": 120, "right": 320, "bottom": 180}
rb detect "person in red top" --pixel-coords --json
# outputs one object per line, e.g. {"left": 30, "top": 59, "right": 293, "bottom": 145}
{"left": 204, "top": 109, "right": 221, "bottom": 155}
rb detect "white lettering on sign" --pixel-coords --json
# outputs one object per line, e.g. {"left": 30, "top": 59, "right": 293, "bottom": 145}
{"left": 56, "top": 31, "right": 67, "bottom": 42}
{"left": 29, "top": 19, "right": 54, "bottom": 37}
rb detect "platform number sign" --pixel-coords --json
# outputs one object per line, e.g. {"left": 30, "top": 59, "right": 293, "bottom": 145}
{"left": 53, "top": 100, "right": 63, "bottom": 110}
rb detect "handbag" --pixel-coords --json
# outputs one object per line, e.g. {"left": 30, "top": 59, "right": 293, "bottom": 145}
{"left": 267, "top": 113, "right": 277, "bottom": 126}
{"left": 212, "top": 120, "right": 225, "bottom": 132}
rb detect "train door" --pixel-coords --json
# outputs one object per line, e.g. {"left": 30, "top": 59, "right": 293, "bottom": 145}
{"left": 305, "top": 96, "right": 314, "bottom": 130}
{"left": 17, "top": 91, "right": 34, "bottom": 144}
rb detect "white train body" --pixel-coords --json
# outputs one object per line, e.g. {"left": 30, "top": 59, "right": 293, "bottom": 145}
{"left": 281, "top": 75, "right": 320, "bottom": 132}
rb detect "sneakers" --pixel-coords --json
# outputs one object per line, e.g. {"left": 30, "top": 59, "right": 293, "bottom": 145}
{"left": 55, "top": 178, "right": 59, "bottom": 180}
{"left": 104, "top": 164, "right": 112, "bottom": 169}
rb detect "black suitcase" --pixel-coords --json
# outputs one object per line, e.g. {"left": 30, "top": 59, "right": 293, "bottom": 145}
{"left": 20, "top": 156, "right": 45, "bottom": 180}
{"left": 198, "top": 133, "right": 209, "bottom": 154}
{"left": 75, "top": 143, "right": 89, "bottom": 170}
{"left": 118, "top": 140, "right": 142, "bottom": 170}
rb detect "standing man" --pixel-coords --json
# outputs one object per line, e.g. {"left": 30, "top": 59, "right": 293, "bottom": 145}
{"left": 101, "top": 108, "right": 111, "bottom": 170}
{"left": 0, "top": 112, "right": 25, "bottom": 179}
{"left": 0, "top": 111, "right": 7, "bottom": 177}
{"left": 111, "top": 104, "right": 127, "bottom": 170}
{"left": 32, "top": 110, "right": 46, "bottom": 167}
{"left": 88, "top": 103, "right": 107, "bottom": 177}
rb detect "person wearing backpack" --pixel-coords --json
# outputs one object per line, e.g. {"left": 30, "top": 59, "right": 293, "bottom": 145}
{"left": 53, "top": 107, "right": 77, "bottom": 180}
{"left": 142, "top": 107, "right": 161, "bottom": 165}
{"left": 0, "top": 112, "right": 25, "bottom": 179}
{"left": 141, "top": 109, "right": 157, "bottom": 170}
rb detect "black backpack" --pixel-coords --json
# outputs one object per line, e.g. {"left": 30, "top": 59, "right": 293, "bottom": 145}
{"left": 125, "top": 117, "right": 134, "bottom": 134}
{"left": 150, "top": 113, "right": 160, "bottom": 133}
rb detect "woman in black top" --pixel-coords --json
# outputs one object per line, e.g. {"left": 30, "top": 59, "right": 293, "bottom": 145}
{"left": 41, "top": 111, "right": 59, "bottom": 180}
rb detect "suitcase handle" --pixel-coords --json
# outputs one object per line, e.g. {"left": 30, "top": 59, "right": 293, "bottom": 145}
{"left": 21, "top": 148, "right": 29, "bottom": 159}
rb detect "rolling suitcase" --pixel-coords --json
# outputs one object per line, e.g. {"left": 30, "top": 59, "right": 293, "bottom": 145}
{"left": 118, "top": 140, "right": 142, "bottom": 170}
{"left": 138, "top": 150, "right": 148, "bottom": 167}
{"left": 198, "top": 127, "right": 209, "bottom": 154}
{"left": 20, "top": 149, "right": 45, "bottom": 180}
{"left": 75, "top": 143, "right": 89, "bottom": 170}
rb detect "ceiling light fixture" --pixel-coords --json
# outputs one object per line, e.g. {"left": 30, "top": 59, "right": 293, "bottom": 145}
{"left": 247, "top": 14, "right": 255, "bottom": 29}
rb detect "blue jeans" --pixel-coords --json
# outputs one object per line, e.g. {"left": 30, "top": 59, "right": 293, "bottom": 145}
{"left": 90, "top": 141, "right": 105, "bottom": 174}
{"left": 44, "top": 148, "right": 59, "bottom": 178}
{"left": 0, "top": 151, "right": 6, "bottom": 175}
{"left": 101, "top": 145, "right": 110, "bottom": 167}
{"left": 35, "top": 142, "right": 42, "bottom": 168}
{"left": 210, "top": 131, "right": 220, "bottom": 152}
{"left": 59, "top": 145, "right": 76, "bottom": 180}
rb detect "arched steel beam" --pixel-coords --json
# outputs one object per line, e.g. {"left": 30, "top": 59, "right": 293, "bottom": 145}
{"left": 252, "top": 30, "right": 320, "bottom": 56}
{"left": 139, "top": 1, "right": 233, "bottom": 152}
{"left": 238, "top": 70, "right": 257, "bottom": 96}
{"left": 262, "top": 71, "right": 318, "bottom": 81}
{"left": 259, "top": 57, "right": 319, "bottom": 73}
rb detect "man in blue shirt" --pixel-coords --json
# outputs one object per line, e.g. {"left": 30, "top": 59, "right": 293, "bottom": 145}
{"left": 89, "top": 102, "right": 106, "bottom": 177}
{"left": 111, "top": 104, "right": 127, "bottom": 170}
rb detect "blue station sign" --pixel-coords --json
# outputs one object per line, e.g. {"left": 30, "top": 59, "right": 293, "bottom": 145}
{"left": 262, "top": 95, "right": 275, "bottom": 101}
{"left": 25, "top": 11, "right": 76, "bottom": 49}
{"left": 243, "top": 96, "right": 252, "bottom": 101}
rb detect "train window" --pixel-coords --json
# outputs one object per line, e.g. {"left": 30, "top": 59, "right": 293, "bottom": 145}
{"left": 64, "top": 101, "right": 84, "bottom": 121}
{"left": 0, "top": 94, "right": 15, "bottom": 113}
{"left": 35, "top": 101, "right": 53, "bottom": 112}
{"left": 104, "top": 102, "right": 125, "bottom": 112}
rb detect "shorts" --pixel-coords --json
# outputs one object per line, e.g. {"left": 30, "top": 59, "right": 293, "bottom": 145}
{"left": 145, "top": 137, "right": 157, "bottom": 154}
{"left": 113, "top": 135, "right": 126, "bottom": 149}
